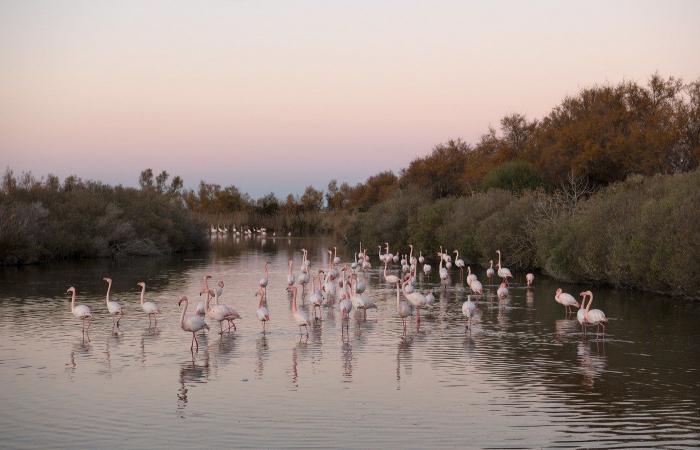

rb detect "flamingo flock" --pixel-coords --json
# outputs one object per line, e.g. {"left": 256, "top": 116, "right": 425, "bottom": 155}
{"left": 64, "top": 245, "right": 608, "bottom": 351}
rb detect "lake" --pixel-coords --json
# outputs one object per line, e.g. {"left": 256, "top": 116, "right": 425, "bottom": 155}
{"left": 0, "top": 236, "right": 698, "bottom": 449}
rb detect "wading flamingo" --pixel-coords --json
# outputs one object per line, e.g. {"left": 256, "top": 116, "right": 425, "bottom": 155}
{"left": 259, "top": 261, "right": 270, "bottom": 288}
{"left": 310, "top": 273, "right": 324, "bottom": 321}
{"left": 454, "top": 250, "right": 465, "bottom": 279}
{"left": 462, "top": 295, "right": 477, "bottom": 331}
{"left": 526, "top": 273, "right": 535, "bottom": 287}
{"left": 206, "top": 288, "right": 241, "bottom": 334}
{"left": 555, "top": 288, "right": 580, "bottom": 315}
{"left": 195, "top": 275, "right": 209, "bottom": 316}
{"left": 581, "top": 291, "right": 608, "bottom": 335}
{"left": 497, "top": 281, "right": 509, "bottom": 299}
{"left": 395, "top": 281, "right": 412, "bottom": 332}
{"left": 255, "top": 286, "right": 270, "bottom": 332}
{"left": 178, "top": 296, "right": 209, "bottom": 352}
{"left": 384, "top": 260, "right": 400, "bottom": 284}
{"left": 67, "top": 287, "right": 91, "bottom": 339}
{"left": 287, "top": 285, "right": 309, "bottom": 336}
{"left": 103, "top": 277, "right": 125, "bottom": 328}
{"left": 137, "top": 282, "right": 160, "bottom": 327}
{"left": 466, "top": 266, "right": 478, "bottom": 287}
{"left": 403, "top": 278, "right": 426, "bottom": 324}
{"left": 486, "top": 260, "right": 495, "bottom": 283}
{"left": 495, "top": 250, "right": 513, "bottom": 285}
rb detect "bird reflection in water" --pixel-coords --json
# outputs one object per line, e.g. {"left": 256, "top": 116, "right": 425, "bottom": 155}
{"left": 206, "top": 333, "right": 237, "bottom": 378}
{"left": 396, "top": 334, "right": 414, "bottom": 389}
{"left": 577, "top": 341, "right": 607, "bottom": 389}
{"left": 139, "top": 328, "right": 161, "bottom": 367}
{"left": 341, "top": 339, "right": 353, "bottom": 383}
{"left": 177, "top": 358, "right": 210, "bottom": 417}
{"left": 255, "top": 335, "right": 269, "bottom": 380}
{"left": 66, "top": 339, "right": 91, "bottom": 380}
{"left": 554, "top": 319, "right": 579, "bottom": 344}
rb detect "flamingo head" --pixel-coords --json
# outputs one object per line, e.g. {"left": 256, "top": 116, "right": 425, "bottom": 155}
{"left": 496, "top": 250, "right": 501, "bottom": 255}
{"left": 137, "top": 281, "right": 145, "bottom": 288}
{"left": 178, "top": 296, "right": 188, "bottom": 307}
{"left": 556, "top": 288, "right": 562, "bottom": 297}
{"left": 203, "top": 324, "right": 210, "bottom": 331}
{"left": 66, "top": 287, "right": 75, "bottom": 294}
{"left": 205, "top": 275, "right": 212, "bottom": 280}
{"left": 218, "top": 280, "right": 224, "bottom": 288}
{"left": 103, "top": 277, "right": 112, "bottom": 284}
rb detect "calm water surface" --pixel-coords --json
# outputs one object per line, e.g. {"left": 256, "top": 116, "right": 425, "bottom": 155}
{"left": 0, "top": 237, "right": 699, "bottom": 449}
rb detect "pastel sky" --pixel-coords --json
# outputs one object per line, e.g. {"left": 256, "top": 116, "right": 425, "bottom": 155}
{"left": 1, "top": 0, "right": 699, "bottom": 197}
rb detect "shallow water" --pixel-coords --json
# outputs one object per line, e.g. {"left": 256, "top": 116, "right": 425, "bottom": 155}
{"left": 0, "top": 236, "right": 699, "bottom": 449}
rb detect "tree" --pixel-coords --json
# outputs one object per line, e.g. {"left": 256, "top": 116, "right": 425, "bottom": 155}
{"left": 300, "top": 186, "right": 324, "bottom": 212}
{"left": 139, "top": 169, "right": 154, "bottom": 190}
{"left": 482, "top": 161, "right": 544, "bottom": 193}
{"left": 155, "top": 170, "right": 169, "bottom": 193}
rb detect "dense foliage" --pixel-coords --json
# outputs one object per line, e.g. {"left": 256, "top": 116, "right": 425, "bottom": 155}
{"left": 0, "top": 170, "right": 206, "bottom": 264}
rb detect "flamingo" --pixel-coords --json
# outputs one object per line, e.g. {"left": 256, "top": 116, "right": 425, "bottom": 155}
{"left": 470, "top": 278, "right": 483, "bottom": 295}
{"left": 66, "top": 287, "right": 92, "bottom": 339}
{"left": 338, "top": 276, "right": 353, "bottom": 321}
{"left": 259, "top": 261, "right": 270, "bottom": 288}
{"left": 462, "top": 295, "right": 477, "bottom": 331}
{"left": 581, "top": 291, "right": 608, "bottom": 334}
{"left": 137, "top": 282, "right": 160, "bottom": 327}
{"left": 195, "top": 275, "right": 210, "bottom": 316}
{"left": 466, "top": 266, "right": 477, "bottom": 287}
{"left": 287, "top": 284, "right": 309, "bottom": 336}
{"left": 309, "top": 273, "right": 324, "bottom": 321}
{"left": 178, "top": 296, "right": 209, "bottom": 352}
{"left": 287, "top": 260, "right": 295, "bottom": 286}
{"left": 255, "top": 286, "right": 270, "bottom": 332}
{"left": 403, "top": 278, "right": 426, "bottom": 324}
{"left": 526, "top": 273, "right": 535, "bottom": 287}
{"left": 333, "top": 246, "right": 341, "bottom": 265}
{"left": 555, "top": 288, "right": 580, "bottom": 315}
{"left": 349, "top": 276, "right": 376, "bottom": 320}
{"left": 206, "top": 288, "right": 241, "bottom": 334}
{"left": 384, "top": 260, "right": 400, "bottom": 284}
{"left": 418, "top": 251, "right": 425, "bottom": 264}
{"left": 486, "top": 260, "right": 495, "bottom": 283}
{"left": 103, "top": 277, "right": 125, "bottom": 328}
{"left": 423, "top": 263, "right": 432, "bottom": 274}
{"left": 409, "top": 245, "right": 417, "bottom": 266}
{"left": 496, "top": 250, "right": 513, "bottom": 285}
{"left": 438, "top": 253, "right": 448, "bottom": 281}
{"left": 395, "top": 281, "right": 412, "bottom": 332}
{"left": 497, "top": 281, "right": 509, "bottom": 299}
{"left": 454, "top": 250, "right": 465, "bottom": 279}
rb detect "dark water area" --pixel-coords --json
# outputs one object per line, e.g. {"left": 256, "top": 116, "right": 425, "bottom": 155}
{"left": 0, "top": 236, "right": 698, "bottom": 449}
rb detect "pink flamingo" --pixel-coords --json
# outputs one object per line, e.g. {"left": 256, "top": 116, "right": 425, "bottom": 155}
{"left": 580, "top": 291, "right": 608, "bottom": 335}
{"left": 103, "top": 277, "right": 125, "bottom": 328}
{"left": 555, "top": 288, "right": 580, "bottom": 315}
{"left": 255, "top": 286, "right": 270, "bottom": 332}
{"left": 287, "top": 284, "right": 309, "bottom": 336}
{"left": 178, "top": 296, "right": 209, "bottom": 352}
{"left": 526, "top": 273, "right": 535, "bottom": 287}
{"left": 67, "top": 287, "right": 92, "bottom": 339}
{"left": 137, "top": 282, "right": 160, "bottom": 327}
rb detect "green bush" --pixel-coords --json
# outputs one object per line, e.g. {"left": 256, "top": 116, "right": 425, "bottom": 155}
{"left": 482, "top": 160, "right": 544, "bottom": 193}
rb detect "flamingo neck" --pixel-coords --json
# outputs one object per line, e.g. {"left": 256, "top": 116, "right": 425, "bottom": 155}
{"left": 585, "top": 294, "right": 593, "bottom": 312}
{"left": 105, "top": 282, "right": 112, "bottom": 305}
{"left": 258, "top": 289, "right": 266, "bottom": 308}
{"left": 70, "top": 290, "right": 76, "bottom": 312}
{"left": 396, "top": 283, "right": 400, "bottom": 308}
{"left": 179, "top": 301, "right": 187, "bottom": 327}
{"left": 140, "top": 286, "right": 145, "bottom": 305}
{"left": 497, "top": 252, "right": 502, "bottom": 268}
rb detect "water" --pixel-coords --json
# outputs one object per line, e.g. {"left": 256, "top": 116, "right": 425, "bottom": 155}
{"left": 1, "top": 237, "right": 699, "bottom": 449}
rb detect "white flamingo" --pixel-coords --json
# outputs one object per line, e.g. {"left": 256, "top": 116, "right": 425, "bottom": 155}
{"left": 309, "top": 273, "right": 324, "bottom": 321}
{"left": 384, "top": 260, "right": 400, "bottom": 284}
{"left": 403, "top": 278, "right": 426, "bottom": 323}
{"left": 581, "top": 291, "right": 608, "bottom": 335}
{"left": 486, "top": 260, "right": 495, "bottom": 283}
{"left": 454, "top": 250, "right": 465, "bottom": 279}
{"left": 103, "top": 277, "right": 125, "bottom": 328}
{"left": 466, "top": 266, "right": 478, "bottom": 287}
{"left": 259, "top": 261, "right": 270, "bottom": 288}
{"left": 255, "top": 286, "right": 270, "bottom": 332}
{"left": 555, "top": 288, "right": 580, "bottom": 315}
{"left": 438, "top": 253, "right": 448, "bottom": 281}
{"left": 395, "top": 281, "right": 412, "bottom": 332}
{"left": 418, "top": 251, "right": 425, "bottom": 264}
{"left": 66, "top": 287, "right": 92, "bottom": 339}
{"left": 349, "top": 276, "right": 376, "bottom": 320}
{"left": 195, "top": 275, "right": 210, "bottom": 317}
{"left": 178, "top": 296, "right": 209, "bottom": 352}
{"left": 496, "top": 250, "right": 513, "bottom": 285}
{"left": 136, "top": 282, "right": 160, "bottom": 327}
{"left": 497, "top": 281, "right": 509, "bottom": 299}
{"left": 526, "top": 273, "right": 535, "bottom": 287}
{"left": 462, "top": 295, "right": 477, "bottom": 331}
{"left": 470, "top": 278, "right": 483, "bottom": 295}
{"left": 288, "top": 285, "right": 309, "bottom": 336}
{"left": 206, "top": 288, "right": 241, "bottom": 334}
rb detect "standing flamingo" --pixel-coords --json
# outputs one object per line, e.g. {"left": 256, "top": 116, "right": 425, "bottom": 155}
{"left": 206, "top": 288, "right": 241, "bottom": 334}
{"left": 178, "top": 296, "right": 209, "bottom": 352}
{"left": 66, "top": 287, "right": 92, "bottom": 339}
{"left": 384, "top": 260, "right": 400, "bottom": 285}
{"left": 395, "top": 281, "right": 412, "bottom": 332}
{"left": 466, "top": 266, "right": 478, "bottom": 287}
{"left": 526, "top": 273, "right": 535, "bottom": 287}
{"left": 103, "top": 277, "right": 125, "bottom": 328}
{"left": 403, "top": 278, "right": 426, "bottom": 324}
{"left": 462, "top": 295, "right": 477, "bottom": 331}
{"left": 259, "top": 261, "right": 270, "bottom": 288}
{"left": 287, "top": 285, "right": 309, "bottom": 336}
{"left": 454, "top": 250, "right": 465, "bottom": 280}
{"left": 555, "top": 288, "right": 580, "bottom": 315}
{"left": 255, "top": 286, "right": 270, "bottom": 332}
{"left": 581, "top": 291, "right": 608, "bottom": 335}
{"left": 195, "top": 275, "right": 210, "bottom": 316}
{"left": 137, "top": 282, "right": 160, "bottom": 327}
{"left": 495, "top": 250, "right": 513, "bottom": 285}
{"left": 309, "top": 273, "right": 324, "bottom": 321}
{"left": 486, "top": 260, "right": 495, "bottom": 284}
{"left": 497, "top": 281, "right": 509, "bottom": 299}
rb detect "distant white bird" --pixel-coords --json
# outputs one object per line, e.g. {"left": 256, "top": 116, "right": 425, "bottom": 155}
{"left": 454, "top": 250, "right": 465, "bottom": 279}
{"left": 486, "top": 260, "right": 495, "bottom": 283}
{"left": 66, "top": 287, "right": 92, "bottom": 339}
{"left": 137, "top": 282, "right": 160, "bottom": 327}
{"left": 497, "top": 282, "right": 509, "bottom": 299}
{"left": 526, "top": 273, "right": 535, "bottom": 287}
{"left": 470, "top": 279, "right": 483, "bottom": 295}
{"left": 496, "top": 250, "right": 513, "bottom": 285}
{"left": 384, "top": 261, "right": 400, "bottom": 284}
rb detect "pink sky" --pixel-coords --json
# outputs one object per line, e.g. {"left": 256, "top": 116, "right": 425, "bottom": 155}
{"left": 1, "top": 0, "right": 699, "bottom": 197}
